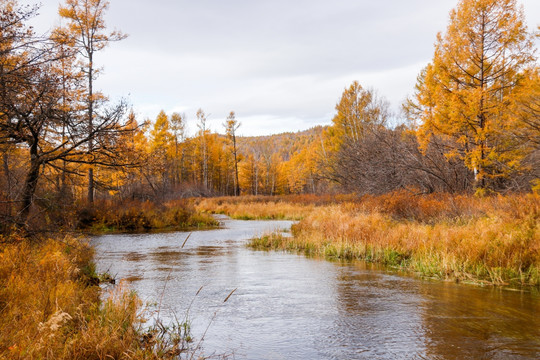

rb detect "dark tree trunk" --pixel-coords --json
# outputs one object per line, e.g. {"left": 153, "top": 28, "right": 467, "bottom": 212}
{"left": 233, "top": 134, "right": 240, "bottom": 196}
{"left": 87, "top": 53, "right": 94, "bottom": 203}
{"left": 18, "top": 144, "right": 41, "bottom": 226}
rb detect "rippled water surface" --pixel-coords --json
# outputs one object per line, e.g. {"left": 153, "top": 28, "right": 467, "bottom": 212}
{"left": 93, "top": 216, "right": 540, "bottom": 359}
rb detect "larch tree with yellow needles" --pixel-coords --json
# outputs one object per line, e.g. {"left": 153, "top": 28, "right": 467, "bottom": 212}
{"left": 331, "top": 81, "right": 388, "bottom": 145}
{"left": 411, "top": 0, "right": 537, "bottom": 191}
{"left": 170, "top": 112, "right": 186, "bottom": 188}
{"left": 0, "top": 1, "right": 135, "bottom": 227}
{"left": 149, "top": 110, "right": 173, "bottom": 194}
{"left": 224, "top": 111, "right": 241, "bottom": 196}
{"left": 56, "top": 0, "right": 127, "bottom": 203}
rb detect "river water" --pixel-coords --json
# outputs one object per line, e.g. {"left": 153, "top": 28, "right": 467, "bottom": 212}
{"left": 93, "top": 216, "right": 540, "bottom": 360}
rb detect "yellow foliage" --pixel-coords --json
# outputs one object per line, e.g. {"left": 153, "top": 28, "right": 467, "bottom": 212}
{"left": 412, "top": 0, "right": 537, "bottom": 188}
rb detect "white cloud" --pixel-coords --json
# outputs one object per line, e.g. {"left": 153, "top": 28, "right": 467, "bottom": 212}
{"left": 22, "top": 0, "right": 540, "bottom": 135}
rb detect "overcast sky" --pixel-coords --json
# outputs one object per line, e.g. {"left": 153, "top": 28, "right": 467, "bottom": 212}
{"left": 24, "top": 0, "right": 540, "bottom": 136}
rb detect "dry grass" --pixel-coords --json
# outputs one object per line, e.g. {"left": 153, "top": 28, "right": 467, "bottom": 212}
{"left": 247, "top": 193, "right": 540, "bottom": 286}
{"left": 194, "top": 192, "right": 513, "bottom": 222}
{"left": 196, "top": 198, "right": 311, "bottom": 220}
{"left": 193, "top": 194, "right": 356, "bottom": 220}
{"left": 0, "top": 236, "right": 189, "bottom": 359}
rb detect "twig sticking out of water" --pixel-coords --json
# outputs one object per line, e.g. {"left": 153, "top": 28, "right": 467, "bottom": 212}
{"left": 187, "top": 287, "right": 238, "bottom": 359}
{"left": 183, "top": 285, "right": 205, "bottom": 326}
{"left": 181, "top": 232, "right": 192, "bottom": 249}
{"left": 223, "top": 288, "right": 237, "bottom": 303}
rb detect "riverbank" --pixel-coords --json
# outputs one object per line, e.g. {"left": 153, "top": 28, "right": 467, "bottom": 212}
{"left": 0, "top": 235, "right": 191, "bottom": 359}
{"left": 194, "top": 194, "right": 355, "bottom": 220}
{"left": 210, "top": 192, "right": 539, "bottom": 286}
{"left": 77, "top": 199, "right": 219, "bottom": 233}
{"left": 0, "top": 199, "right": 222, "bottom": 359}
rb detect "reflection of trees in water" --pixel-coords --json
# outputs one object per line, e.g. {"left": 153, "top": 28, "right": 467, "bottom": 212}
{"left": 150, "top": 250, "right": 187, "bottom": 264}
{"left": 327, "top": 262, "right": 540, "bottom": 359}
{"left": 148, "top": 246, "right": 231, "bottom": 265}
{"left": 417, "top": 282, "right": 540, "bottom": 360}
{"left": 325, "top": 262, "right": 428, "bottom": 359}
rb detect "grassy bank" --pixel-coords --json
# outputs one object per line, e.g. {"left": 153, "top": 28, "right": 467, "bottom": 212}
{"left": 194, "top": 194, "right": 356, "bottom": 220}
{"left": 247, "top": 193, "right": 540, "bottom": 286}
{"left": 0, "top": 235, "right": 189, "bottom": 359}
{"left": 77, "top": 199, "right": 219, "bottom": 233}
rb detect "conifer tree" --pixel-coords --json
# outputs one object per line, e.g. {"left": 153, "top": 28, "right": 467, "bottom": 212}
{"left": 224, "top": 111, "right": 241, "bottom": 196}
{"left": 411, "top": 0, "right": 536, "bottom": 190}
{"left": 57, "top": 0, "right": 127, "bottom": 203}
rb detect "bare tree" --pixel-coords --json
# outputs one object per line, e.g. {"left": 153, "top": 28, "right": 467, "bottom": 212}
{"left": 331, "top": 126, "right": 472, "bottom": 194}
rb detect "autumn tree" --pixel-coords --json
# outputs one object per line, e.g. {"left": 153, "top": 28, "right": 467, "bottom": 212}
{"left": 206, "top": 133, "right": 229, "bottom": 194}
{"left": 224, "top": 111, "right": 241, "bottom": 196}
{"left": 113, "top": 110, "right": 149, "bottom": 200}
{"left": 50, "top": 21, "right": 84, "bottom": 201}
{"left": 146, "top": 110, "right": 173, "bottom": 196}
{"left": 195, "top": 109, "right": 210, "bottom": 190}
{"left": 258, "top": 144, "right": 279, "bottom": 195}
{"left": 508, "top": 67, "right": 540, "bottom": 189}
{"left": 410, "top": 0, "right": 536, "bottom": 191}
{"left": 281, "top": 147, "right": 315, "bottom": 194}
{"left": 170, "top": 112, "right": 186, "bottom": 187}
{"left": 331, "top": 81, "right": 388, "bottom": 144}
{"left": 0, "top": 1, "right": 134, "bottom": 227}
{"left": 321, "top": 81, "right": 390, "bottom": 190}
{"left": 57, "top": 0, "right": 127, "bottom": 203}
{"left": 0, "top": 1, "right": 138, "bottom": 229}
{"left": 322, "top": 82, "right": 388, "bottom": 171}
{"left": 240, "top": 151, "right": 260, "bottom": 195}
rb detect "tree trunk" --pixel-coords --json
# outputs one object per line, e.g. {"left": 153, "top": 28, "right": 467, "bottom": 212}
{"left": 87, "top": 53, "right": 95, "bottom": 203}
{"left": 233, "top": 134, "right": 240, "bottom": 196}
{"left": 18, "top": 145, "right": 41, "bottom": 226}
{"left": 3, "top": 153, "right": 13, "bottom": 216}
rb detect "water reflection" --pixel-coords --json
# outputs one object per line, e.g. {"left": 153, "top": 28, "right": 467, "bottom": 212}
{"left": 93, "top": 218, "right": 540, "bottom": 360}
{"left": 418, "top": 283, "right": 540, "bottom": 360}
{"left": 324, "top": 263, "right": 427, "bottom": 359}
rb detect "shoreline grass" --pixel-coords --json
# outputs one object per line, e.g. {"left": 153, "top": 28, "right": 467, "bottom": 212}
{"left": 0, "top": 199, "right": 221, "bottom": 358}
{"left": 0, "top": 235, "right": 192, "bottom": 359}
{"left": 194, "top": 195, "right": 330, "bottom": 220}
{"left": 247, "top": 193, "right": 540, "bottom": 286}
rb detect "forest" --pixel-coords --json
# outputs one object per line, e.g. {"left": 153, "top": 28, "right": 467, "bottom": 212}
{"left": 0, "top": 0, "right": 539, "bottom": 233}
{"left": 1, "top": 0, "right": 539, "bottom": 359}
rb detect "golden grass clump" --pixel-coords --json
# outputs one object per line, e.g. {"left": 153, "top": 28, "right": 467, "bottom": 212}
{"left": 195, "top": 196, "right": 314, "bottom": 220}
{"left": 0, "top": 236, "right": 185, "bottom": 359}
{"left": 249, "top": 193, "right": 540, "bottom": 286}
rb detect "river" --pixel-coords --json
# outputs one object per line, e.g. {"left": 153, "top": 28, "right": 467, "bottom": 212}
{"left": 93, "top": 216, "right": 540, "bottom": 360}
